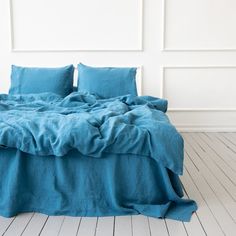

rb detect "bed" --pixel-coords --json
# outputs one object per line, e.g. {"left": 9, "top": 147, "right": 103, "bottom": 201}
{"left": 0, "top": 91, "right": 197, "bottom": 221}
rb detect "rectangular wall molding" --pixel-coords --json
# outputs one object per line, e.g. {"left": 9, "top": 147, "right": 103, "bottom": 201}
{"left": 10, "top": 0, "right": 143, "bottom": 52}
{"left": 162, "top": 0, "right": 236, "bottom": 51}
{"left": 161, "top": 66, "right": 236, "bottom": 111}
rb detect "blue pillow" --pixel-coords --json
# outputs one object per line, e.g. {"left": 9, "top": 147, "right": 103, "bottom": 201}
{"left": 77, "top": 63, "right": 137, "bottom": 98}
{"left": 9, "top": 65, "right": 74, "bottom": 97}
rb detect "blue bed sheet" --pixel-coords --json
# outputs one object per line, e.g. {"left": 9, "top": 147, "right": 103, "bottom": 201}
{"left": 0, "top": 148, "right": 197, "bottom": 221}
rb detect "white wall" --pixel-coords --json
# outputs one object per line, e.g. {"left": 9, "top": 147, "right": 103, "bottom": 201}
{"left": 1, "top": 0, "right": 236, "bottom": 131}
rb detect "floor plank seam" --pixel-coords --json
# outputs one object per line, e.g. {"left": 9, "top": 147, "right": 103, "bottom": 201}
{"left": 130, "top": 216, "right": 133, "bottom": 236}
{"left": 2, "top": 217, "right": 16, "bottom": 236}
{"left": 94, "top": 217, "right": 98, "bottom": 236}
{"left": 182, "top": 222, "right": 189, "bottom": 236}
{"left": 20, "top": 213, "right": 35, "bottom": 236}
{"left": 57, "top": 216, "right": 66, "bottom": 236}
{"left": 147, "top": 217, "right": 152, "bottom": 236}
{"left": 112, "top": 217, "right": 116, "bottom": 236}
{"left": 38, "top": 216, "right": 49, "bottom": 236}
{"left": 164, "top": 220, "right": 170, "bottom": 236}
{"left": 75, "top": 217, "right": 82, "bottom": 236}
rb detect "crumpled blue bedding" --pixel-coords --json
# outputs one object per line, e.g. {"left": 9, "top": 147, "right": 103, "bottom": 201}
{"left": 0, "top": 92, "right": 197, "bottom": 221}
{"left": 0, "top": 92, "right": 183, "bottom": 174}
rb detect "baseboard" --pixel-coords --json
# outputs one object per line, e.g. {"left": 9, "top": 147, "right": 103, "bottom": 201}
{"left": 175, "top": 124, "right": 236, "bottom": 132}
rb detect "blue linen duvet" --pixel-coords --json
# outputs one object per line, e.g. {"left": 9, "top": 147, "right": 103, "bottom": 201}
{"left": 0, "top": 92, "right": 197, "bottom": 221}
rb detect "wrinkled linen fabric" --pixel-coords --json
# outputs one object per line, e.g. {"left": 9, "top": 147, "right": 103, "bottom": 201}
{"left": 0, "top": 92, "right": 197, "bottom": 221}
{"left": 0, "top": 149, "right": 197, "bottom": 221}
{"left": 0, "top": 92, "right": 183, "bottom": 174}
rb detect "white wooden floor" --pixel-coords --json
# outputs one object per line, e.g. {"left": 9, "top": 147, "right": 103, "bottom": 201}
{"left": 0, "top": 133, "right": 236, "bottom": 236}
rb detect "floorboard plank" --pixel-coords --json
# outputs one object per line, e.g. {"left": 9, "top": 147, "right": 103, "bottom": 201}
{"left": 3, "top": 213, "right": 34, "bottom": 236}
{"left": 182, "top": 189, "right": 206, "bottom": 236}
{"left": 216, "top": 133, "right": 236, "bottom": 153}
{"left": 22, "top": 213, "right": 48, "bottom": 236}
{"left": 0, "top": 216, "right": 15, "bottom": 236}
{"left": 165, "top": 219, "right": 187, "bottom": 236}
{"left": 192, "top": 133, "right": 236, "bottom": 178}
{"left": 132, "top": 215, "right": 151, "bottom": 236}
{"left": 39, "top": 216, "right": 65, "bottom": 236}
{"left": 58, "top": 216, "right": 81, "bottom": 236}
{"left": 183, "top": 213, "right": 206, "bottom": 236}
{"left": 148, "top": 217, "right": 169, "bottom": 236}
{"left": 114, "top": 216, "right": 132, "bottom": 236}
{"left": 95, "top": 217, "right": 114, "bottom": 236}
{"left": 202, "top": 133, "right": 236, "bottom": 171}
{"left": 222, "top": 133, "right": 236, "bottom": 146}
{"left": 76, "top": 217, "right": 97, "bottom": 236}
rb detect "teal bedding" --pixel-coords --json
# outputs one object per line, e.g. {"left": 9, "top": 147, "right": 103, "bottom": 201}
{"left": 0, "top": 92, "right": 197, "bottom": 221}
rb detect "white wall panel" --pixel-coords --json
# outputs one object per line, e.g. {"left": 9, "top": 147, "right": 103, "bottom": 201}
{"left": 162, "top": 67, "right": 236, "bottom": 110}
{"left": 163, "top": 0, "right": 236, "bottom": 50}
{"left": 10, "top": 0, "right": 143, "bottom": 51}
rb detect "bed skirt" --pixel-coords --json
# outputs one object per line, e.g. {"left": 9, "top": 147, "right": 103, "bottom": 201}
{"left": 0, "top": 148, "right": 197, "bottom": 221}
